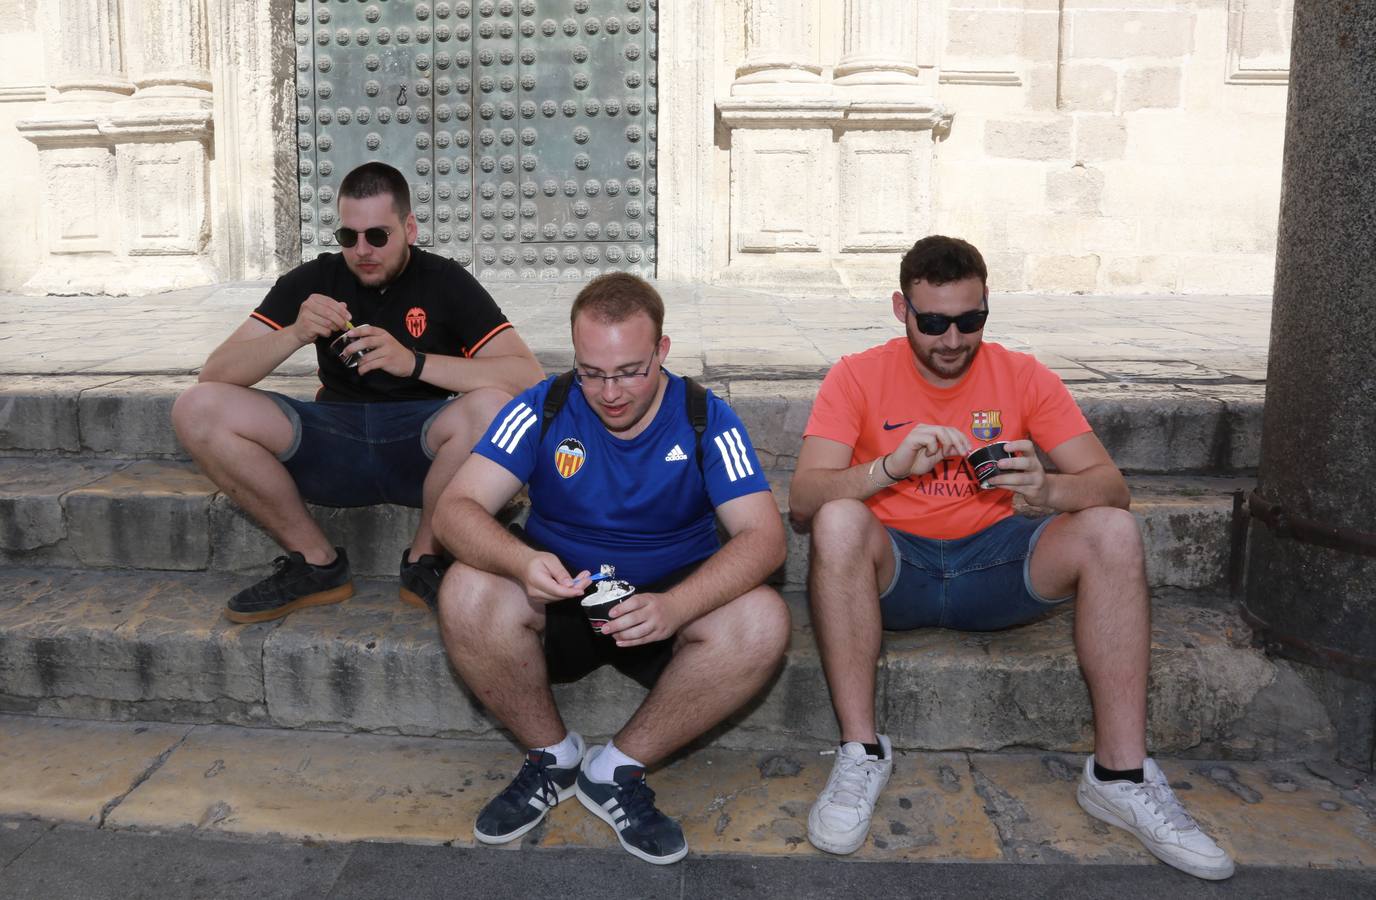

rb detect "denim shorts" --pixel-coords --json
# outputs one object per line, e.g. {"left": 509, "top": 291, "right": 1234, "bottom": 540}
{"left": 264, "top": 392, "right": 451, "bottom": 508}
{"left": 879, "top": 513, "right": 1072, "bottom": 632}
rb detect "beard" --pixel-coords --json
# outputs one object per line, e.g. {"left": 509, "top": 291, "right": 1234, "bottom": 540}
{"left": 907, "top": 328, "right": 980, "bottom": 383}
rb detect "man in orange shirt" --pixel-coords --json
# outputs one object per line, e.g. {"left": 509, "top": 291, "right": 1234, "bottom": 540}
{"left": 789, "top": 236, "right": 1232, "bottom": 881}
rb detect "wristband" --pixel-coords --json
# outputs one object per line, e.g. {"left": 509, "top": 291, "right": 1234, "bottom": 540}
{"left": 880, "top": 453, "right": 903, "bottom": 482}
{"left": 409, "top": 351, "right": 427, "bottom": 380}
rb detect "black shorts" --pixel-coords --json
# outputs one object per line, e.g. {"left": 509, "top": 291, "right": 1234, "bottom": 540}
{"left": 511, "top": 525, "right": 704, "bottom": 689}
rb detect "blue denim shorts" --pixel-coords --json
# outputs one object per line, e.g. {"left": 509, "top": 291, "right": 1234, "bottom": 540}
{"left": 879, "top": 514, "right": 1072, "bottom": 632}
{"left": 264, "top": 392, "right": 451, "bottom": 508}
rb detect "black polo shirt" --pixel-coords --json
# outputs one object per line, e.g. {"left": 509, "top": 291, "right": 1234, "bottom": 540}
{"left": 251, "top": 248, "right": 512, "bottom": 403}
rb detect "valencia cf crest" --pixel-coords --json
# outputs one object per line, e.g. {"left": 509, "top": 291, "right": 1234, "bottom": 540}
{"left": 554, "top": 438, "right": 587, "bottom": 479}
{"left": 405, "top": 307, "right": 427, "bottom": 339}
{"left": 971, "top": 410, "right": 1003, "bottom": 441}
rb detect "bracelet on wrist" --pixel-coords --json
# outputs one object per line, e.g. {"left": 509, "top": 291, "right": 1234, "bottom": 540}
{"left": 880, "top": 453, "right": 903, "bottom": 483}
{"left": 409, "top": 350, "right": 427, "bottom": 380}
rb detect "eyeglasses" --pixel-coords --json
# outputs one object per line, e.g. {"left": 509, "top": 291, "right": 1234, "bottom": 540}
{"left": 903, "top": 293, "right": 989, "bottom": 336}
{"left": 333, "top": 226, "right": 393, "bottom": 249}
{"left": 574, "top": 349, "right": 659, "bottom": 388}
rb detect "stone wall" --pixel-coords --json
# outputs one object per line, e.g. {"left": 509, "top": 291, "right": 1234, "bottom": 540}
{"left": 0, "top": 0, "right": 1291, "bottom": 295}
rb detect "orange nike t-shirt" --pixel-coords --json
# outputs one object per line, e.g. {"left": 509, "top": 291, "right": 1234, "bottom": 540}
{"left": 804, "top": 338, "right": 1091, "bottom": 540}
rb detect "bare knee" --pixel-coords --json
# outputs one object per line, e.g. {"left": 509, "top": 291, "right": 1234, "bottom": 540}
{"left": 437, "top": 564, "right": 534, "bottom": 647}
{"left": 685, "top": 587, "right": 790, "bottom": 670}
{"left": 808, "top": 498, "right": 888, "bottom": 577}
{"left": 1066, "top": 507, "right": 1144, "bottom": 568}
{"left": 172, "top": 382, "right": 232, "bottom": 446}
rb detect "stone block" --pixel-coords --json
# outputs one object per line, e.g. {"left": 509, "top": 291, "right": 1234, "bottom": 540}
{"left": 1122, "top": 66, "right": 1183, "bottom": 111}
{"left": 262, "top": 592, "right": 498, "bottom": 738}
{"left": 1071, "top": 384, "right": 1224, "bottom": 473}
{"left": 983, "top": 251, "right": 1029, "bottom": 292}
{"left": 1028, "top": 254, "right": 1100, "bottom": 292}
{"left": 1068, "top": 10, "right": 1196, "bottom": 59}
{"left": 1074, "top": 115, "right": 1127, "bottom": 161}
{"left": 725, "top": 380, "right": 821, "bottom": 473}
{"left": 1131, "top": 478, "right": 1251, "bottom": 589}
{"left": 1058, "top": 63, "right": 1118, "bottom": 112}
{"left": 984, "top": 118, "right": 1073, "bottom": 160}
{"left": 79, "top": 376, "right": 196, "bottom": 458}
{"left": 65, "top": 460, "right": 215, "bottom": 571}
{"left": 1101, "top": 254, "right": 1181, "bottom": 292}
{"left": 1183, "top": 385, "right": 1264, "bottom": 471}
{"left": 1180, "top": 253, "right": 1276, "bottom": 294}
{"left": 881, "top": 603, "right": 1309, "bottom": 757}
{"left": 1045, "top": 165, "right": 1105, "bottom": 214}
{"left": 0, "top": 458, "right": 123, "bottom": 554}
{"left": 0, "top": 569, "right": 268, "bottom": 722}
{"left": 208, "top": 495, "right": 420, "bottom": 577}
{"left": 945, "top": 9, "right": 1022, "bottom": 59}
{"left": 0, "top": 376, "right": 122, "bottom": 453}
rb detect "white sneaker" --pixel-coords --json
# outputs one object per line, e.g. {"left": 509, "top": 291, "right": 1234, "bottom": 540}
{"left": 806, "top": 735, "right": 893, "bottom": 855}
{"left": 1077, "top": 756, "right": 1235, "bottom": 880}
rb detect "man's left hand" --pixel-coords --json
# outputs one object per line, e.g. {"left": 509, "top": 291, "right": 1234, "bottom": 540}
{"left": 987, "top": 439, "right": 1052, "bottom": 507}
{"left": 342, "top": 325, "right": 419, "bottom": 378}
{"left": 599, "top": 592, "right": 683, "bottom": 647}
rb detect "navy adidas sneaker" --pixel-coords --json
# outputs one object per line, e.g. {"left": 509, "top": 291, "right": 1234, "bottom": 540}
{"left": 474, "top": 735, "right": 584, "bottom": 845}
{"left": 575, "top": 747, "right": 687, "bottom": 865}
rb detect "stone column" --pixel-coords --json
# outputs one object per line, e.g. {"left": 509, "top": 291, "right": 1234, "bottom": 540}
{"left": 45, "top": 0, "right": 134, "bottom": 100}
{"left": 126, "top": 0, "right": 212, "bottom": 98}
{"left": 732, "top": 0, "right": 823, "bottom": 95}
{"left": 834, "top": 0, "right": 921, "bottom": 89}
{"left": 1243, "top": 3, "right": 1376, "bottom": 765}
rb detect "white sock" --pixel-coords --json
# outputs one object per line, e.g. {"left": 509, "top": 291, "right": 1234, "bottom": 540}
{"left": 535, "top": 731, "right": 583, "bottom": 769}
{"left": 587, "top": 739, "right": 644, "bottom": 782}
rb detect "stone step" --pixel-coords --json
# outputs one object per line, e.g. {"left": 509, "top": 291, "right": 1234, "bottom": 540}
{"left": 0, "top": 567, "right": 1333, "bottom": 760}
{"left": 0, "top": 457, "right": 1252, "bottom": 592}
{"left": 0, "top": 375, "right": 1263, "bottom": 475}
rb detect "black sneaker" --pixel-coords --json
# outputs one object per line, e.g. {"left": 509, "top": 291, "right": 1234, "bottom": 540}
{"left": 475, "top": 735, "right": 584, "bottom": 845}
{"left": 224, "top": 548, "right": 353, "bottom": 624}
{"left": 576, "top": 747, "right": 688, "bottom": 865}
{"left": 398, "top": 549, "right": 448, "bottom": 611}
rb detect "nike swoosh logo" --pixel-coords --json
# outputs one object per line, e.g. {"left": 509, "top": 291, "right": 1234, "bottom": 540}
{"left": 882, "top": 420, "right": 913, "bottom": 431}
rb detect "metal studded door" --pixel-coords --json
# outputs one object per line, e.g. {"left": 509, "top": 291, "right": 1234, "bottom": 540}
{"left": 295, "top": 0, "right": 658, "bottom": 281}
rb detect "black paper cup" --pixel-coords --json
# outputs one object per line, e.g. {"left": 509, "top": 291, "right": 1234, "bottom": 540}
{"left": 329, "top": 331, "right": 367, "bottom": 368}
{"left": 966, "top": 441, "right": 1012, "bottom": 490}
{"left": 582, "top": 580, "right": 635, "bottom": 632}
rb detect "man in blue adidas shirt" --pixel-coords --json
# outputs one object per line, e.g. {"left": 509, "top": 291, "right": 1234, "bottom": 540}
{"left": 433, "top": 273, "right": 789, "bottom": 865}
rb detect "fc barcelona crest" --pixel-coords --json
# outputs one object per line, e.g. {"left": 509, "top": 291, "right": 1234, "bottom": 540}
{"left": 554, "top": 438, "right": 587, "bottom": 479}
{"left": 971, "top": 410, "right": 1003, "bottom": 441}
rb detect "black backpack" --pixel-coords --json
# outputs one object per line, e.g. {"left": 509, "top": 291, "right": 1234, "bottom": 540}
{"left": 539, "top": 370, "right": 709, "bottom": 472}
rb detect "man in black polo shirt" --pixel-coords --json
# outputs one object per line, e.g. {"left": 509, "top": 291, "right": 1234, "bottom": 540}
{"left": 173, "top": 162, "right": 543, "bottom": 623}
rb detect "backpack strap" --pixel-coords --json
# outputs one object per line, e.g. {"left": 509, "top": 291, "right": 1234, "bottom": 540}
{"left": 540, "top": 369, "right": 577, "bottom": 442}
{"left": 683, "top": 376, "right": 709, "bottom": 473}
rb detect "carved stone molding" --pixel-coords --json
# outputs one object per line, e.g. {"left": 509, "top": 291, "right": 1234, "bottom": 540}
{"left": 1226, "top": 0, "right": 1293, "bottom": 84}
{"left": 44, "top": 0, "right": 135, "bottom": 99}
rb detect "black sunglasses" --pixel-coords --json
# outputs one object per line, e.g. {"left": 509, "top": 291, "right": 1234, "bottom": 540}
{"left": 903, "top": 293, "right": 989, "bottom": 336}
{"left": 333, "top": 226, "right": 393, "bottom": 248}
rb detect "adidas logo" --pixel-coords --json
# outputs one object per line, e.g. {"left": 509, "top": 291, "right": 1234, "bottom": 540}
{"left": 664, "top": 444, "right": 688, "bottom": 462}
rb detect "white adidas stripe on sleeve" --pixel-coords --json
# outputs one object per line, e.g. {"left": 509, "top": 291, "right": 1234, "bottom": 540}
{"left": 492, "top": 403, "right": 536, "bottom": 454}
{"left": 713, "top": 433, "right": 739, "bottom": 482}
{"left": 725, "top": 428, "right": 755, "bottom": 476}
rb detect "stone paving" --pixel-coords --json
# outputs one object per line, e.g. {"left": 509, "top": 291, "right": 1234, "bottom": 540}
{"left": 0, "top": 714, "right": 1370, "bottom": 871}
{"left": 0, "top": 283, "right": 1271, "bottom": 383}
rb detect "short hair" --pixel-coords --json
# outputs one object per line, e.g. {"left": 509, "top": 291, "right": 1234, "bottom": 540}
{"left": 899, "top": 235, "right": 988, "bottom": 292}
{"left": 338, "top": 162, "right": 412, "bottom": 219}
{"left": 569, "top": 272, "right": 665, "bottom": 340}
